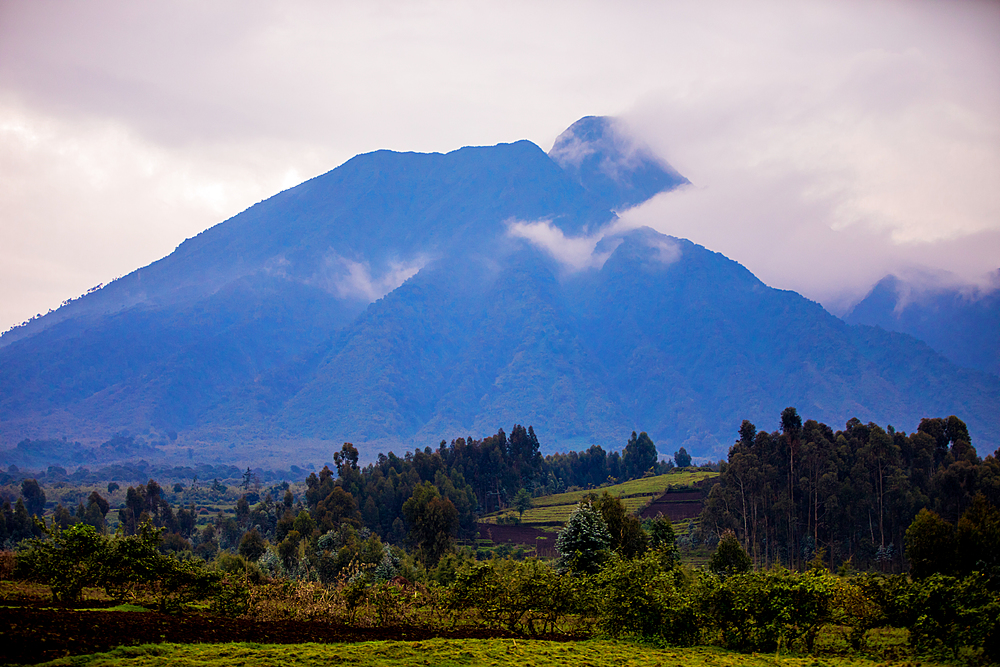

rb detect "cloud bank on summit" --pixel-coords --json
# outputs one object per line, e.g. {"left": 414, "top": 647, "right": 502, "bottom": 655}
{"left": 1, "top": 0, "right": 998, "bottom": 332}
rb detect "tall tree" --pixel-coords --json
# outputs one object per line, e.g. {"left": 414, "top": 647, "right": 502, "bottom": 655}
{"left": 624, "top": 431, "right": 657, "bottom": 479}
{"left": 20, "top": 479, "right": 45, "bottom": 517}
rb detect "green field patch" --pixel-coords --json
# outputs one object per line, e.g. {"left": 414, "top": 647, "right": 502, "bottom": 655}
{"left": 80, "top": 603, "right": 150, "bottom": 612}
{"left": 484, "top": 470, "right": 717, "bottom": 526}
{"left": 33, "top": 638, "right": 951, "bottom": 667}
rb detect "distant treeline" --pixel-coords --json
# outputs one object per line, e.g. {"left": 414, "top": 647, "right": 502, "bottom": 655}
{"left": 702, "top": 409, "right": 999, "bottom": 573}
{"left": 0, "top": 454, "right": 302, "bottom": 488}
{"left": 305, "top": 425, "right": 673, "bottom": 544}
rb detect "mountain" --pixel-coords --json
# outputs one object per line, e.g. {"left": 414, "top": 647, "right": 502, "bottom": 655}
{"left": 2, "top": 117, "right": 998, "bottom": 466}
{"left": 845, "top": 274, "right": 1000, "bottom": 378}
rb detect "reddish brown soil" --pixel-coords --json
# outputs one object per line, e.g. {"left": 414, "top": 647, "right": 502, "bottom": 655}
{"left": 477, "top": 523, "right": 558, "bottom": 557}
{"left": 0, "top": 604, "right": 575, "bottom": 665}
{"left": 640, "top": 490, "right": 706, "bottom": 521}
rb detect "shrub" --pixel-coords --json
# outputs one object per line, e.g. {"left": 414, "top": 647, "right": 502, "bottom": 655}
{"left": 703, "top": 568, "right": 845, "bottom": 653}
{"left": 448, "top": 558, "right": 586, "bottom": 634}
{"left": 0, "top": 551, "right": 15, "bottom": 580}
{"left": 596, "top": 552, "right": 700, "bottom": 645}
{"left": 708, "top": 530, "right": 751, "bottom": 579}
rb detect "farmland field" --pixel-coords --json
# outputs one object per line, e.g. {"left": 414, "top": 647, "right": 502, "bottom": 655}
{"left": 32, "top": 638, "right": 944, "bottom": 667}
{"left": 483, "top": 469, "right": 718, "bottom": 527}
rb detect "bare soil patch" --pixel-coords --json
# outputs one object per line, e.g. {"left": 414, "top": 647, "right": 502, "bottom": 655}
{"left": 476, "top": 523, "right": 558, "bottom": 557}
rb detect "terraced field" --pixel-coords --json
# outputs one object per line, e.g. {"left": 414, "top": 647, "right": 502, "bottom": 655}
{"left": 483, "top": 469, "right": 718, "bottom": 527}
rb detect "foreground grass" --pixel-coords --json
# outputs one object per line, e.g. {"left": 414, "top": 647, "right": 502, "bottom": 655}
{"left": 34, "top": 639, "right": 944, "bottom": 667}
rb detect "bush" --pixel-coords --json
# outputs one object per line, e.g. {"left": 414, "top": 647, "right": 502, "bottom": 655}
{"left": 904, "top": 573, "right": 999, "bottom": 662}
{"left": 703, "top": 568, "right": 844, "bottom": 652}
{"left": 596, "top": 552, "right": 700, "bottom": 645}
{"left": 708, "top": 530, "right": 751, "bottom": 579}
{"left": 448, "top": 558, "right": 586, "bottom": 634}
{"left": 15, "top": 523, "right": 106, "bottom": 602}
{"left": 16, "top": 520, "right": 219, "bottom": 608}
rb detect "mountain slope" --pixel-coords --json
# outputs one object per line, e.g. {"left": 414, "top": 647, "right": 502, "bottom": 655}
{"left": 845, "top": 274, "right": 1000, "bottom": 377}
{"left": 1, "top": 117, "right": 997, "bottom": 464}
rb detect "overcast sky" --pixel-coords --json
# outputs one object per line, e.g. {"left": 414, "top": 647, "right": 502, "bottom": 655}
{"left": 1, "top": 0, "right": 998, "bottom": 332}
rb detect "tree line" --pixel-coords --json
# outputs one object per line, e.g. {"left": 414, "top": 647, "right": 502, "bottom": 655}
{"left": 701, "top": 409, "right": 1000, "bottom": 573}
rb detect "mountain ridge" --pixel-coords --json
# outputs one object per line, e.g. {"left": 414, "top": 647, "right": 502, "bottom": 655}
{"left": 1, "top": 117, "right": 997, "bottom": 465}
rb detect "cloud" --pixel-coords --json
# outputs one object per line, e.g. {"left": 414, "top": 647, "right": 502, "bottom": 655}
{"left": 0, "top": 102, "right": 335, "bottom": 331}
{"left": 507, "top": 218, "right": 681, "bottom": 272}
{"left": 615, "top": 0, "right": 1000, "bottom": 311}
{"left": 507, "top": 219, "right": 617, "bottom": 271}
{"left": 321, "top": 254, "right": 425, "bottom": 302}
{"left": 0, "top": 0, "right": 998, "bottom": 327}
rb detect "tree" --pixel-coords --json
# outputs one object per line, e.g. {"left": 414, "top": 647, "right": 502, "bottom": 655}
{"left": 955, "top": 495, "right": 999, "bottom": 579}
{"left": 556, "top": 501, "right": 611, "bottom": 574}
{"left": 16, "top": 523, "right": 106, "bottom": 602}
{"left": 647, "top": 514, "right": 679, "bottom": 568}
{"left": 21, "top": 479, "right": 45, "bottom": 517}
{"left": 709, "top": 530, "right": 752, "bottom": 579}
{"left": 11, "top": 499, "right": 35, "bottom": 541}
{"left": 593, "top": 492, "right": 648, "bottom": 559}
{"left": 333, "top": 442, "right": 360, "bottom": 476}
{"left": 402, "top": 482, "right": 458, "bottom": 565}
{"left": 673, "top": 447, "right": 692, "bottom": 468}
{"left": 905, "top": 508, "right": 956, "bottom": 579}
{"left": 238, "top": 528, "right": 267, "bottom": 562}
{"left": 624, "top": 431, "right": 657, "bottom": 479}
{"left": 513, "top": 488, "right": 533, "bottom": 520}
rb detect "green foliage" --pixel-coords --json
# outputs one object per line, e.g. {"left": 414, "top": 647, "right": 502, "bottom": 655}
{"left": 674, "top": 446, "right": 692, "bottom": 468}
{"left": 15, "top": 519, "right": 219, "bottom": 608}
{"left": 513, "top": 488, "right": 533, "bottom": 519}
{"left": 708, "top": 531, "right": 751, "bottom": 579}
{"left": 555, "top": 501, "right": 611, "bottom": 574}
{"left": 15, "top": 522, "right": 105, "bottom": 602}
{"left": 624, "top": 431, "right": 658, "bottom": 479}
{"left": 703, "top": 568, "right": 851, "bottom": 653}
{"left": 704, "top": 411, "right": 994, "bottom": 573}
{"left": 238, "top": 528, "right": 267, "bottom": 562}
{"left": 955, "top": 493, "right": 1000, "bottom": 582}
{"left": 448, "top": 558, "right": 585, "bottom": 634}
{"left": 592, "top": 492, "right": 648, "bottom": 559}
{"left": 901, "top": 573, "right": 1000, "bottom": 662}
{"left": 647, "top": 514, "right": 679, "bottom": 568}
{"left": 595, "top": 551, "right": 700, "bottom": 644}
{"left": 20, "top": 478, "right": 45, "bottom": 517}
{"left": 402, "top": 482, "right": 458, "bottom": 565}
{"left": 905, "top": 509, "right": 956, "bottom": 578}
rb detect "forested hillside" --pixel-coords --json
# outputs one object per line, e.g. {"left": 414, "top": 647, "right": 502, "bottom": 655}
{"left": 702, "top": 410, "right": 999, "bottom": 573}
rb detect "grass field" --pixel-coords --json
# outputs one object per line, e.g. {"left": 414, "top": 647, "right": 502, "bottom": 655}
{"left": 33, "top": 638, "right": 947, "bottom": 667}
{"left": 484, "top": 469, "right": 718, "bottom": 526}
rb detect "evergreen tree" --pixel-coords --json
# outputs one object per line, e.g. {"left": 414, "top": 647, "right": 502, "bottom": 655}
{"left": 556, "top": 501, "right": 611, "bottom": 574}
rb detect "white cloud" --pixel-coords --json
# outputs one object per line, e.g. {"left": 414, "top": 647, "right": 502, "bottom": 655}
{"left": 322, "top": 254, "right": 425, "bottom": 302}
{"left": 507, "top": 219, "right": 616, "bottom": 271}
{"left": 0, "top": 0, "right": 997, "bottom": 326}
{"left": 616, "top": 0, "right": 1000, "bottom": 310}
{"left": 0, "top": 102, "right": 335, "bottom": 331}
